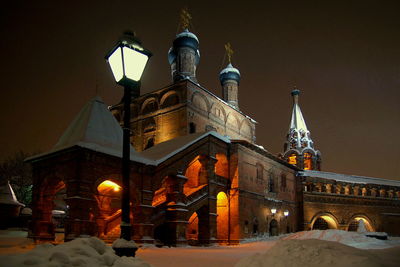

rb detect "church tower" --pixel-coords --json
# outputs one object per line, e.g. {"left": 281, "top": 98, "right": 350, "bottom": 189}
{"left": 168, "top": 9, "right": 200, "bottom": 83}
{"left": 219, "top": 43, "right": 240, "bottom": 109}
{"left": 283, "top": 88, "right": 321, "bottom": 170}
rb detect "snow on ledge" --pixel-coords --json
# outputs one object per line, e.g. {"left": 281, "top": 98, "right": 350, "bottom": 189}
{"left": 112, "top": 238, "right": 138, "bottom": 249}
{"left": 299, "top": 170, "right": 400, "bottom": 187}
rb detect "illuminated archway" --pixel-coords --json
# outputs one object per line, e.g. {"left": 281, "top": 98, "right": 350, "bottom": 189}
{"left": 347, "top": 215, "right": 374, "bottom": 232}
{"left": 217, "top": 192, "right": 229, "bottom": 242}
{"left": 96, "top": 179, "right": 122, "bottom": 237}
{"left": 215, "top": 154, "right": 228, "bottom": 178}
{"left": 184, "top": 156, "right": 204, "bottom": 196}
{"left": 186, "top": 212, "right": 199, "bottom": 243}
{"left": 311, "top": 213, "right": 339, "bottom": 230}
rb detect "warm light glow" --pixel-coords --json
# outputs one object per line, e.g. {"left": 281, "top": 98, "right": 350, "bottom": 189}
{"left": 303, "top": 152, "right": 312, "bottom": 170}
{"left": 97, "top": 180, "right": 121, "bottom": 193}
{"left": 319, "top": 215, "right": 338, "bottom": 229}
{"left": 288, "top": 154, "right": 297, "bottom": 165}
{"left": 123, "top": 46, "right": 148, "bottom": 81}
{"left": 271, "top": 208, "right": 277, "bottom": 214}
{"left": 284, "top": 210, "right": 289, "bottom": 216}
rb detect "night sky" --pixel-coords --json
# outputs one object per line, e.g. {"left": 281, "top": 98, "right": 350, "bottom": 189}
{"left": 1, "top": 1, "right": 399, "bottom": 180}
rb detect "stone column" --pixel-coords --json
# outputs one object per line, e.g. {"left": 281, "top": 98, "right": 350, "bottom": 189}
{"left": 199, "top": 155, "right": 218, "bottom": 244}
{"left": 165, "top": 173, "right": 188, "bottom": 246}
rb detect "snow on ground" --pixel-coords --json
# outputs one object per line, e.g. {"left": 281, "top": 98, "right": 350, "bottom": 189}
{"left": 1, "top": 229, "right": 400, "bottom": 267}
{"left": 0, "top": 236, "right": 152, "bottom": 267}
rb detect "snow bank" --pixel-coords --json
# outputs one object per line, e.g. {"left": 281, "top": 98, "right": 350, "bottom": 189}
{"left": 281, "top": 229, "right": 392, "bottom": 249}
{"left": 0, "top": 237, "right": 152, "bottom": 267}
{"left": 235, "top": 239, "right": 399, "bottom": 267}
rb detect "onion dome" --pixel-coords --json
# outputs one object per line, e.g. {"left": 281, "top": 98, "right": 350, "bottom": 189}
{"left": 219, "top": 63, "right": 241, "bottom": 85}
{"left": 168, "top": 29, "right": 200, "bottom": 65}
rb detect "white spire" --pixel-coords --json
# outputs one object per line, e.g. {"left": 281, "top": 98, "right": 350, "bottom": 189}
{"left": 286, "top": 89, "right": 314, "bottom": 152}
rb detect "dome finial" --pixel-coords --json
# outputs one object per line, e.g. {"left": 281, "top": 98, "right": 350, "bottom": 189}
{"left": 224, "top": 42, "right": 234, "bottom": 64}
{"left": 180, "top": 7, "right": 192, "bottom": 31}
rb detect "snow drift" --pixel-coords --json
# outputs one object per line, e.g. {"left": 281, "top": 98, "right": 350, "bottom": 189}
{"left": 0, "top": 237, "right": 152, "bottom": 267}
{"left": 281, "top": 229, "right": 391, "bottom": 249}
{"left": 235, "top": 239, "right": 400, "bottom": 267}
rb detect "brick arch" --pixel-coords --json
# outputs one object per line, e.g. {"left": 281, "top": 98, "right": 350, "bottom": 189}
{"left": 160, "top": 90, "right": 180, "bottom": 109}
{"left": 239, "top": 118, "right": 253, "bottom": 137}
{"left": 141, "top": 97, "right": 159, "bottom": 115}
{"left": 226, "top": 113, "right": 239, "bottom": 131}
{"left": 191, "top": 91, "right": 210, "bottom": 113}
{"left": 210, "top": 102, "right": 227, "bottom": 122}
{"left": 310, "top": 212, "right": 340, "bottom": 230}
{"left": 215, "top": 153, "right": 229, "bottom": 178}
{"left": 347, "top": 214, "right": 375, "bottom": 232}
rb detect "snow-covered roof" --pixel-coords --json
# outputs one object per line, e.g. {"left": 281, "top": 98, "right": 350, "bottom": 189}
{"left": 0, "top": 181, "right": 25, "bottom": 206}
{"left": 139, "top": 131, "right": 230, "bottom": 164}
{"left": 27, "top": 96, "right": 155, "bottom": 166}
{"left": 299, "top": 170, "right": 400, "bottom": 187}
{"left": 289, "top": 98, "right": 308, "bottom": 133}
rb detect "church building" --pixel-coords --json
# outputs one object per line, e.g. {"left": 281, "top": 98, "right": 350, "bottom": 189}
{"left": 26, "top": 18, "right": 400, "bottom": 245}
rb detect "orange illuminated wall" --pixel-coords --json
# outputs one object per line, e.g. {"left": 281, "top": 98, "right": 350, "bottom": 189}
{"left": 215, "top": 154, "right": 229, "bottom": 178}
{"left": 217, "top": 192, "right": 229, "bottom": 242}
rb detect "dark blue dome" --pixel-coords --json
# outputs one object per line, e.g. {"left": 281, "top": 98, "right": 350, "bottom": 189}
{"left": 291, "top": 89, "right": 300, "bottom": 96}
{"left": 168, "top": 30, "right": 200, "bottom": 65}
{"left": 219, "top": 63, "right": 241, "bottom": 85}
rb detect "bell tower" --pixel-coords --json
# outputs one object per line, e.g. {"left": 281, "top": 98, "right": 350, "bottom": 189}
{"left": 283, "top": 88, "right": 321, "bottom": 170}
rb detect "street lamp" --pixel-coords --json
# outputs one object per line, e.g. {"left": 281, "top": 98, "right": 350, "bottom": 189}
{"left": 105, "top": 31, "right": 152, "bottom": 256}
{"left": 284, "top": 210, "right": 289, "bottom": 217}
{"left": 271, "top": 208, "right": 277, "bottom": 215}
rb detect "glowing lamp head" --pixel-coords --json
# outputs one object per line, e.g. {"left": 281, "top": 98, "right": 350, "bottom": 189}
{"left": 284, "top": 210, "right": 289, "bottom": 217}
{"left": 271, "top": 208, "right": 277, "bottom": 215}
{"left": 106, "top": 32, "right": 152, "bottom": 85}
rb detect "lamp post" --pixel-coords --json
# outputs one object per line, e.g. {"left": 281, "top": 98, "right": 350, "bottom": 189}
{"left": 105, "top": 31, "right": 152, "bottom": 256}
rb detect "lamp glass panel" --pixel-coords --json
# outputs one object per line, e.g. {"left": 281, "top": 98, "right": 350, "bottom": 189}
{"left": 123, "top": 46, "right": 148, "bottom": 81}
{"left": 108, "top": 48, "right": 124, "bottom": 82}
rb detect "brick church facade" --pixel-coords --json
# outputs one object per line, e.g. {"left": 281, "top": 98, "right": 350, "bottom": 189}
{"left": 27, "top": 27, "right": 400, "bottom": 245}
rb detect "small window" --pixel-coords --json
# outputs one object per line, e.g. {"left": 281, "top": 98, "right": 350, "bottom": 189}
{"left": 144, "top": 138, "right": 155, "bottom": 150}
{"left": 303, "top": 153, "right": 312, "bottom": 170}
{"left": 189, "top": 122, "right": 196, "bottom": 134}
{"left": 288, "top": 154, "right": 297, "bottom": 165}
{"left": 269, "top": 174, "right": 275, "bottom": 192}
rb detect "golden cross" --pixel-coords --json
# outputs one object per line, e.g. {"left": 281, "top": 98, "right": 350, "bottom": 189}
{"left": 180, "top": 7, "right": 192, "bottom": 30}
{"left": 225, "top": 42, "right": 234, "bottom": 63}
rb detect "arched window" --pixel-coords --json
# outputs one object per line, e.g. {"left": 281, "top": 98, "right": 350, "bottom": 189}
{"left": 288, "top": 154, "right": 297, "bottom": 165}
{"left": 161, "top": 93, "right": 179, "bottom": 109}
{"left": 303, "top": 152, "right": 312, "bottom": 170}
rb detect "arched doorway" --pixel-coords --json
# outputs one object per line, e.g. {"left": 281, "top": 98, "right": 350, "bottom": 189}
{"left": 269, "top": 219, "right": 278, "bottom": 236}
{"left": 311, "top": 214, "right": 338, "bottom": 230}
{"left": 217, "top": 192, "right": 228, "bottom": 243}
{"left": 95, "top": 180, "right": 122, "bottom": 239}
